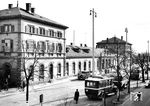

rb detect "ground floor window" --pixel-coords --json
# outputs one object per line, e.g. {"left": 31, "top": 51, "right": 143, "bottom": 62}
{"left": 39, "top": 64, "right": 44, "bottom": 81}
{"left": 57, "top": 63, "right": 61, "bottom": 77}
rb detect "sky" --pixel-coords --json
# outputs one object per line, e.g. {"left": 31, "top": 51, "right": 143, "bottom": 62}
{"left": 1, "top": 0, "right": 150, "bottom": 53}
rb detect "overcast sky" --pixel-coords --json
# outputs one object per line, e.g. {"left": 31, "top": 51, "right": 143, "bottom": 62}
{"left": 1, "top": 0, "right": 150, "bottom": 53}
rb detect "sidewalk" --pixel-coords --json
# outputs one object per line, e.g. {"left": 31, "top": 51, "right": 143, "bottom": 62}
{"left": 0, "top": 76, "right": 77, "bottom": 98}
{"left": 111, "top": 80, "right": 148, "bottom": 106}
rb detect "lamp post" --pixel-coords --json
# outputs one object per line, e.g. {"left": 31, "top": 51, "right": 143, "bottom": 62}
{"left": 90, "top": 8, "right": 97, "bottom": 76}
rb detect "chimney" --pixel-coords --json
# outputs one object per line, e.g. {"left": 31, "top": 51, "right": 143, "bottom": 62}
{"left": 121, "top": 36, "right": 123, "bottom": 40}
{"left": 31, "top": 8, "right": 35, "bottom": 13}
{"left": 8, "top": 4, "right": 13, "bottom": 9}
{"left": 26, "top": 3, "right": 31, "bottom": 12}
{"left": 80, "top": 44, "right": 82, "bottom": 47}
{"left": 107, "top": 38, "right": 109, "bottom": 43}
{"left": 114, "top": 37, "right": 116, "bottom": 42}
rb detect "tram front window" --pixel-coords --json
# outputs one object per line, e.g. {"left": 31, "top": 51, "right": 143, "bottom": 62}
{"left": 85, "top": 81, "right": 98, "bottom": 88}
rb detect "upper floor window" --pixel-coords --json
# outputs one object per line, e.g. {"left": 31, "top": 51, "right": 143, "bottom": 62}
{"left": 49, "top": 29, "right": 54, "bottom": 37}
{"left": 57, "top": 31, "right": 62, "bottom": 38}
{"left": 1, "top": 39, "right": 13, "bottom": 52}
{"left": 39, "top": 27, "right": 45, "bottom": 35}
{"left": 0, "top": 24, "right": 14, "bottom": 33}
{"left": 37, "top": 41, "right": 46, "bottom": 53}
{"left": 25, "top": 40, "right": 36, "bottom": 52}
{"left": 25, "top": 25, "right": 35, "bottom": 34}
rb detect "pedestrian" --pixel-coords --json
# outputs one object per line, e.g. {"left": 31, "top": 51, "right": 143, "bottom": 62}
{"left": 22, "top": 80, "right": 26, "bottom": 91}
{"left": 4, "top": 79, "right": 8, "bottom": 91}
{"left": 137, "top": 92, "right": 141, "bottom": 101}
{"left": 74, "top": 89, "right": 79, "bottom": 104}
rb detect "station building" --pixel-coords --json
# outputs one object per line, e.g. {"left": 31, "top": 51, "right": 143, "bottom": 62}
{"left": 0, "top": 3, "right": 68, "bottom": 86}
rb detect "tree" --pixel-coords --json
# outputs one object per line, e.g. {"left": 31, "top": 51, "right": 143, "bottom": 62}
{"left": 136, "top": 53, "right": 146, "bottom": 83}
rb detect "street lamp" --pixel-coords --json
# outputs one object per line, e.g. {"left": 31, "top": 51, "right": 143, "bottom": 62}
{"left": 90, "top": 8, "right": 97, "bottom": 76}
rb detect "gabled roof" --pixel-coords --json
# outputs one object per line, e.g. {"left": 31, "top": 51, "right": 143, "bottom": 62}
{"left": 96, "top": 36, "right": 132, "bottom": 45}
{"left": 66, "top": 45, "right": 106, "bottom": 58}
{"left": 0, "top": 7, "right": 68, "bottom": 29}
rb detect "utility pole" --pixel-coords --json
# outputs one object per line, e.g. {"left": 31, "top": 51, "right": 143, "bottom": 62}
{"left": 90, "top": 8, "right": 97, "bottom": 76}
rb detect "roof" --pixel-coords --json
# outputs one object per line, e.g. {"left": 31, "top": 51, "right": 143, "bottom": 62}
{"left": 96, "top": 36, "right": 132, "bottom": 45}
{"left": 66, "top": 45, "right": 106, "bottom": 58}
{"left": 0, "top": 7, "right": 68, "bottom": 29}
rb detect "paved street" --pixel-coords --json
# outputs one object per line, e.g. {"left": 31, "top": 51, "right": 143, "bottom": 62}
{"left": 0, "top": 77, "right": 148, "bottom": 106}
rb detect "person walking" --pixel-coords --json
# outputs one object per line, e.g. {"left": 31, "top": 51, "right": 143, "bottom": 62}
{"left": 74, "top": 89, "right": 79, "bottom": 104}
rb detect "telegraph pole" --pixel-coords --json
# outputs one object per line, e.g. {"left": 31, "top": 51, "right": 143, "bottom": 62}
{"left": 90, "top": 8, "right": 97, "bottom": 76}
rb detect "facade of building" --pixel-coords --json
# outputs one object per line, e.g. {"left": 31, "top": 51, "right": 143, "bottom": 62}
{"left": 66, "top": 43, "right": 116, "bottom": 75}
{"left": 96, "top": 36, "right": 132, "bottom": 72}
{"left": 0, "top": 3, "right": 68, "bottom": 86}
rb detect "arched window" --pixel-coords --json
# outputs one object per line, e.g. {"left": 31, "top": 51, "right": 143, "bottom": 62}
{"left": 102, "top": 59, "right": 104, "bottom": 69}
{"left": 79, "top": 62, "right": 81, "bottom": 71}
{"left": 66, "top": 62, "right": 69, "bottom": 75}
{"left": 106, "top": 59, "right": 108, "bottom": 68}
{"left": 39, "top": 64, "right": 44, "bottom": 81}
{"left": 89, "top": 61, "right": 91, "bottom": 71}
{"left": 73, "top": 62, "right": 75, "bottom": 74}
{"left": 84, "top": 61, "right": 86, "bottom": 71}
{"left": 57, "top": 63, "right": 61, "bottom": 77}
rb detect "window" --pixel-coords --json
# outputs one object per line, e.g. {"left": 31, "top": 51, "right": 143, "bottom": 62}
{"left": 49, "top": 29, "right": 54, "bottom": 37}
{"left": 73, "top": 62, "right": 75, "bottom": 74}
{"left": 39, "top": 64, "right": 44, "bottom": 81}
{"left": 57, "top": 31, "right": 62, "bottom": 38}
{"left": 57, "top": 63, "right": 61, "bottom": 77}
{"left": 66, "top": 62, "right": 69, "bottom": 75}
{"left": 25, "top": 25, "right": 35, "bottom": 34}
{"left": 57, "top": 43, "right": 63, "bottom": 53}
{"left": 79, "top": 62, "right": 81, "bottom": 71}
{"left": 1, "top": 39, "right": 13, "bottom": 52}
{"left": 0, "top": 24, "right": 14, "bottom": 33}
{"left": 37, "top": 41, "right": 46, "bottom": 53}
{"left": 26, "top": 40, "right": 35, "bottom": 52}
{"left": 84, "top": 61, "right": 86, "bottom": 70}
{"left": 47, "top": 42, "right": 55, "bottom": 53}
{"left": 39, "top": 27, "right": 45, "bottom": 35}
{"left": 89, "top": 61, "right": 91, "bottom": 71}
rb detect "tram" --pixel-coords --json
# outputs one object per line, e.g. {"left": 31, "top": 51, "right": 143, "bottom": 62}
{"left": 85, "top": 76, "right": 117, "bottom": 99}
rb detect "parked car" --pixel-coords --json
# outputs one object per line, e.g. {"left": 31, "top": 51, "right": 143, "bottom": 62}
{"left": 77, "top": 71, "right": 92, "bottom": 80}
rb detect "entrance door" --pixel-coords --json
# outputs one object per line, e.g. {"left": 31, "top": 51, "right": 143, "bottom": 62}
{"left": 49, "top": 64, "right": 53, "bottom": 79}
